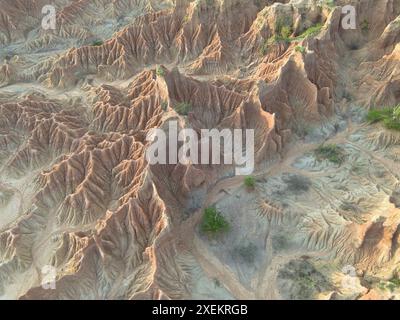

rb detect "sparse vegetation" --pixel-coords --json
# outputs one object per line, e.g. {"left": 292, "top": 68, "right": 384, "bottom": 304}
{"left": 378, "top": 276, "right": 400, "bottom": 292}
{"left": 200, "top": 207, "right": 229, "bottom": 236}
{"left": 280, "top": 25, "right": 293, "bottom": 40}
{"left": 91, "top": 40, "right": 103, "bottom": 46}
{"left": 366, "top": 106, "right": 400, "bottom": 131}
{"left": 321, "top": 0, "right": 336, "bottom": 9}
{"left": 244, "top": 176, "right": 256, "bottom": 189}
{"left": 260, "top": 22, "right": 324, "bottom": 55}
{"left": 259, "top": 35, "right": 282, "bottom": 55}
{"left": 174, "top": 102, "right": 191, "bottom": 115}
{"left": 260, "top": 20, "right": 293, "bottom": 54}
{"left": 295, "top": 45, "right": 306, "bottom": 53}
{"left": 275, "top": 19, "right": 293, "bottom": 42}
{"left": 360, "top": 19, "right": 370, "bottom": 31}
{"left": 314, "top": 144, "right": 346, "bottom": 165}
{"left": 291, "top": 118, "right": 313, "bottom": 138}
{"left": 183, "top": 14, "right": 190, "bottom": 23}
{"left": 259, "top": 21, "right": 324, "bottom": 56}
{"left": 259, "top": 40, "right": 269, "bottom": 55}
{"left": 161, "top": 101, "right": 168, "bottom": 111}
{"left": 156, "top": 65, "right": 165, "bottom": 77}
{"left": 278, "top": 259, "right": 333, "bottom": 300}
{"left": 296, "top": 23, "right": 324, "bottom": 40}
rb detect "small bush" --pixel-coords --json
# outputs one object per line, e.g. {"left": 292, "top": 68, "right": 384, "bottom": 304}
{"left": 259, "top": 21, "right": 297, "bottom": 55}
{"left": 92, "top": 40, "right": 103, "bottom": 46}
{"left": 174, "top": 102, "right": 191, "bottom": 115}
{"left": 280, "top": 25, "right": 293, "bottom": 39}
{"left": 314, "top": 144, "right": 346, "bottom": 165}
{"left": 366, "top": 109, "right": 390, "bottom": 123}
{"left": 156, "top": 65, "right": 165, "bottom": 77}
{"left": 378, "top": 276, "right": 400, "bottom": 292}
{"left": 297, "top": 23, "right": 323, "bottom": 40}
{"left": 273, "top": 20, "right": 293, "bottom": 43}
{"left": 366, "top": 106, "right": 400, "bottom": 131}
{"left": 201, "top": 207, "right": 229, "bottom": 235}
{"left": 393, "top": 105, "right": 400, "bottom": 120}
{"left": 295, "top": 45, "right": 306, "bottom": 53}
{"left": 383, "top": 117, "right": 400, "bottom": 131}
{"left": 260, "top": 34, "right": 286, "bottom": 55}
{"left": 161, "top": 101, "right": 168, "bottom": 111}
{"left": 259, "top": 40, "right": 269, "bottom": 55}
{"left": 244, "top": 176, "right": 256, "bottom": 189}
{"left": 322, "top": 0, "right": 336, "bottom": 9}
{"left": 360, "top": 19, "right": 370, "bottom": 31}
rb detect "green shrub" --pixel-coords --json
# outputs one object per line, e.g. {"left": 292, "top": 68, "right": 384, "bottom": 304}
{"left": 360, "top": 19, "right": 370, "bottom": 31}
{"left": 174, "top": 102, "right": 191, "bottom": 115}
{"left": 271, "top": 20, "right": 293, "bottom": 43}
{"left": 314, "top": 144, "right": 346, "bottom": 165}
{"left": 259, "top": 21, "right": 324, "bottom": 55}
{"left": 322, "top": 0, "right": 336, "bottom": 9}
{"left": 297, "top": 23, "right": 323, "bottom": 40}
{"left": 280, "top": 25, "right": 293, "bottom": 39}
{"left": 92, "top": 40, "right": 103, "bottom": 46}
{"left": 156, "top": 65, "right": 165, "bottom": 77}
{"left": 259, "top": 35, "right": 283, "bottom": 55}
{"left": 264, "top": 22, "right": 324, "bottom": 50}
{"left": 366, "top": 106, "right": 400, "bottom": 131}
{"left": 295, "top": 45, "right": 306, "bottom": 53}
{"left": 201, "top": 207, "right": 229, "bottom": 235}
{"left": 259, "top": 40, "right": 269, "bottom": 55}
{"left": 378, "top": 276, "right": 400, "bottom": 292}
{"left": 366, "top": 109, "right": 390, "bottom": 123}
{"left": 161, "top": 101, "right": 168, "bottom": 111}
{"left": 383, "top": 117, "right": 400, "bottom": 131}
{"left": 244, "top": 176, "right": 256, "bottom": 189}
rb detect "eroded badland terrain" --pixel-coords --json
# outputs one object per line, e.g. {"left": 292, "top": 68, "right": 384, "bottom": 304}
{"left": 0, "top": 0, "right": 400, "bottom": 300}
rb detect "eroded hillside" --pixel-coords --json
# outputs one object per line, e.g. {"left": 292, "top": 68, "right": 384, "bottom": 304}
{"left": 0, "top": 0, "right": 399, "bottom": 300}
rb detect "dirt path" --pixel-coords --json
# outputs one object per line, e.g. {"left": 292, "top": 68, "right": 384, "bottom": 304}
{"left": 180, "top": 110, "right": 400, "bottom": 300}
